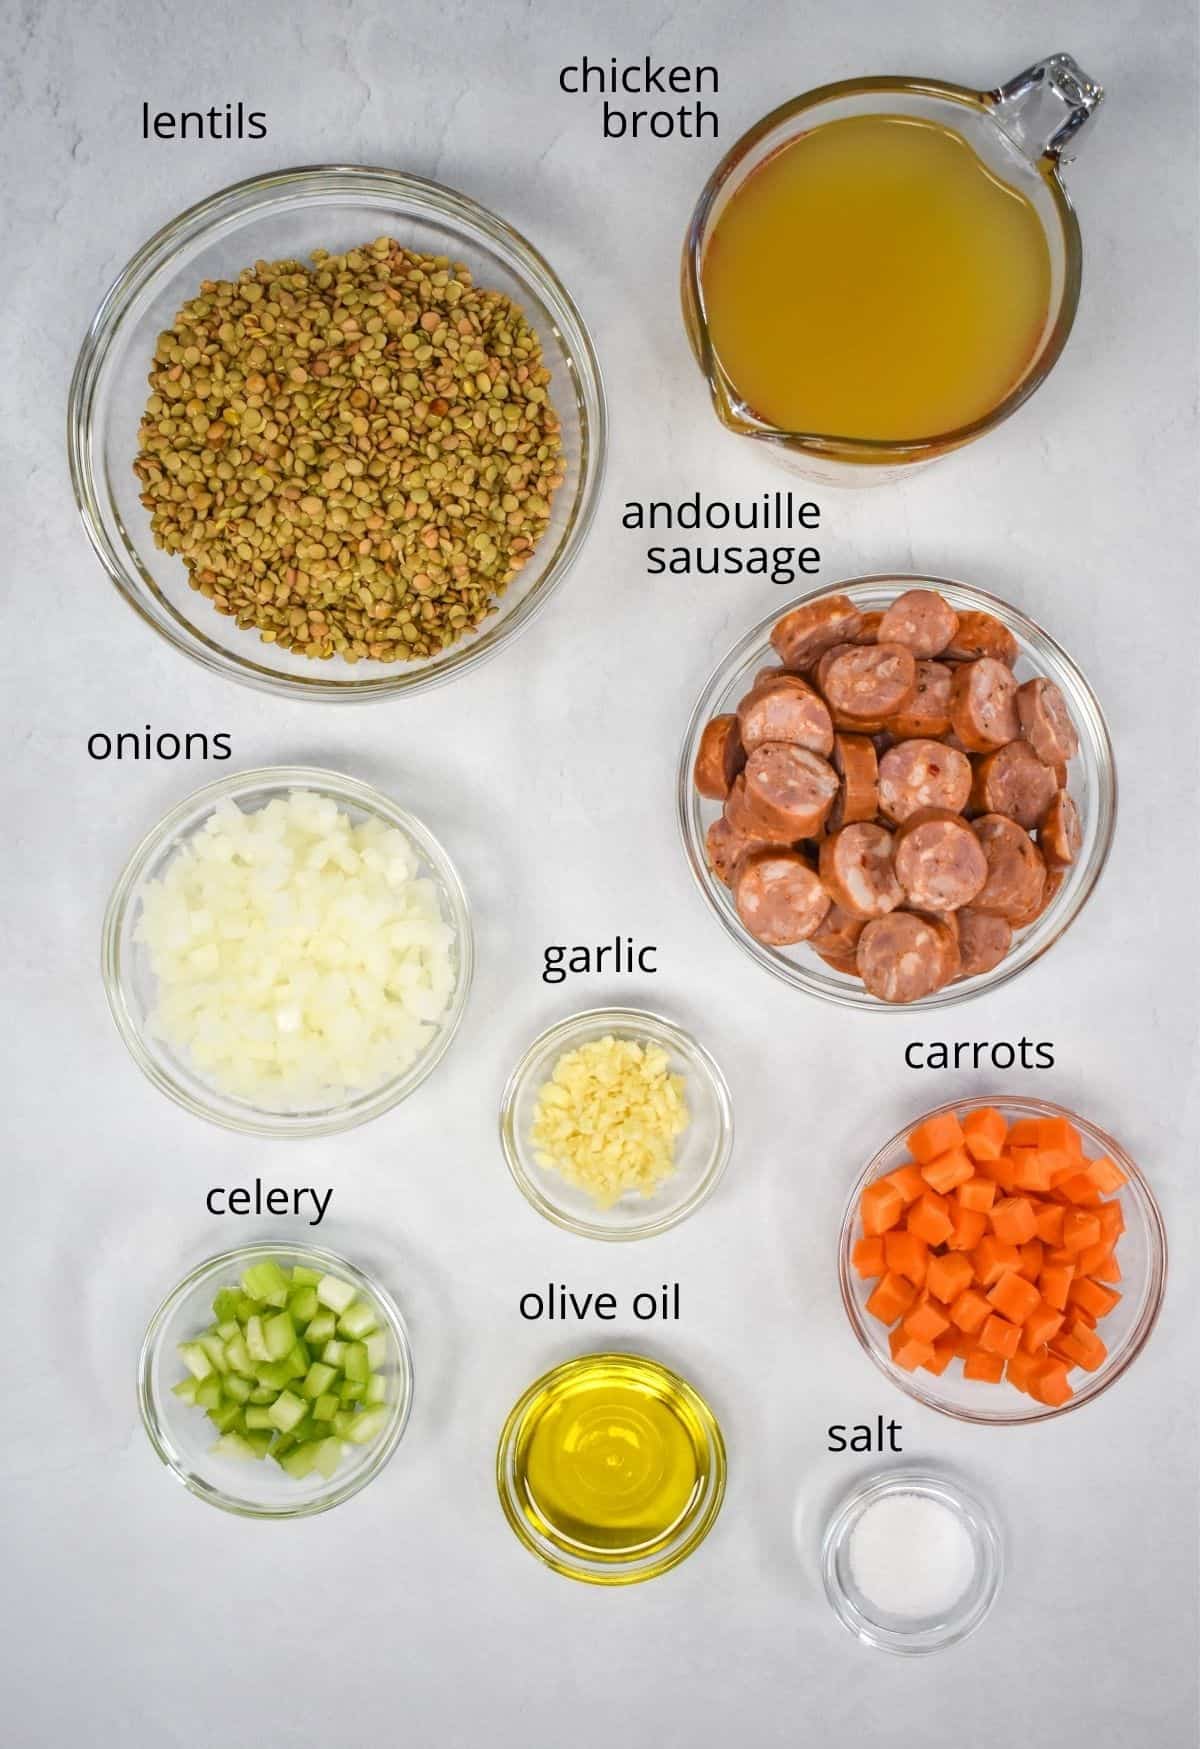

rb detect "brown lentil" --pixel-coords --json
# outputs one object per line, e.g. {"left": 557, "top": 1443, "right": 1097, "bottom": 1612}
{"left": 133, "top": 237, "right": 565, "bottom": 663}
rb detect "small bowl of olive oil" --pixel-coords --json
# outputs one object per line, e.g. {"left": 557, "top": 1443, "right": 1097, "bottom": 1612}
{"left": 496, "top": 1352, "right": 727, "bottom": 1584}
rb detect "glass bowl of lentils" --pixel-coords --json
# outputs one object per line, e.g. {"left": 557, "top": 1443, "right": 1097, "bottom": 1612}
{"left": 69, "top": 165, "right": 606, "bottom": 700}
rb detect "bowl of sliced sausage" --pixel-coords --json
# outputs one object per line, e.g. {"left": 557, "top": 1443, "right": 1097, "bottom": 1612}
{"left": 679, "top": 577, "right": 1115, "bottom": 1008}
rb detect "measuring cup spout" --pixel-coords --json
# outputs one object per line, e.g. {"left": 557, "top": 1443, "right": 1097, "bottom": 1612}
{"left": 989, "top": 54, "right": 1104, "bottom": 164}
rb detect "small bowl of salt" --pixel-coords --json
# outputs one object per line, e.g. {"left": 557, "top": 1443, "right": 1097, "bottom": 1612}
{"left": 821, "top": 1469, "right": 1001, "bottom": 1654}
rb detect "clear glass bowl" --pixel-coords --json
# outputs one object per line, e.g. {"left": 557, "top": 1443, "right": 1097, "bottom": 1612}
{"left": 822, "top": 1469, "right": 1002, "bottom": 1654}
{"left": 498, "top": 1007, "right": 733, "bottom": 1240}
{"left": 496, "top": 1352, "right": 727, "bottom": 1584}
{"left": 68, "top": 165, "right": 606, "bottom": 700}
{"left": 102, "top": 765, "right": 473, "bottom": 1136}
{"left": 677, "top": 575, "right": 1116, "bottom": 1010}
{"left": 139, "top": 1243, "right": 414, "bottom": 1518}
{"left": 838, "top": 1097, "right": 1167, "bottom": 1424}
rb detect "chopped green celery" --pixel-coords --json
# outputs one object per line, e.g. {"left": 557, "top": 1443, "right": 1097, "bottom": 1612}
{"left": 235, "top": 1293, "right": 260, "bottom": 1321}
{"left": 338, "top": 1378, "right": 360, "bottom": 1405}
{"left": 256, "top": 1358, "right": 296, "bottom": 1391}
{"left": 171, "top": 1376, "right": 199, "bottom": 1402}
{"left": 207, "top": 1402, "right": 243, "bottom": 1434}
{"left": 302, "top": 1362, "right": 338, "bottom": 1399}
{"left": 345, "top": 1408, "right": 388, "bottom": 1446}
{"left": 316, "top": 1274, "right": 357, "bottom": 1316}
{"left": 290, "top": 1265, "right": 322, "bottom": 1288}
{"left": 304, "top": 1310, "right": 337, "bottom": 1345}
{"left": 364, "top": 1332, "right": 388, "bottom": 1370}
{"left": 366, "top": 1374, "right": 387, "bottom": 1406}
{"left": 223, "top": 1374, "right": 253, "bottom": 1404}
{"left": 263, "top": 1311, "right": 297, "bottom": 1361}
{"left": 245, "top": 1315, "right": 269, "bottom": 1363}
{"left": 288, "top": 1285, "right": 319, "bottom": 1325}
{"left": 244, "top": 1430, "right": 273, "bottom": 1460}
{"left": 333, "top": 1410, "right": 356, "bottom": 1437}
{"left": 267, "top": 1389, "right": 307, "bottom": 1433}
{"left": 314, "top": 1438, "right": 342, "bottom": 1479}
{"left": 286, "top": 1341, "right": 311, "bottom": 1379}
{"left": 248, "top": 1385, "right": 275, "bottom": 1404}
{"left": 244, "top": 1406, "right": 275, "bottom": 1431}
{"left": 241, "top": 1259, "right": 290, "bottom": 1307}
{"left": 312, "top": 1392, "right": 339, "bottom": 1423}
{"left": 224, "top": 1334, "right": 254, "bottom": 1378}
{"left": 271, "top": 1431, "right": 298, "bottom": 1461}
{"left": 337, "top": 1300, "right": 379, "bottom": 1340}
{"left": 213, "top": 1431, "right": 257, "bottom": 1462}
{"left": 197, "top": 1332, "right": 230, "bottom": 1373}
{"left": 178, "top": 1341, "right": 213, "bottom": 1381}
{"left": 215, "top": 1318, "right": 240, "bottom": 1342}
{"left": 321, "top": 1339, "right": 348, "bottom": 1368}
{"left": 212, "top": 1287, "right": 243, "bottom": 1323}
{"left": 194, "top": 1376, "right": 223, "bottom": 1410}
{"left": 343, "top": 1342, "right": 369, "bottom": 1384}
{"left": 278, "top": 1443, "right": 320, "bottom": 1479}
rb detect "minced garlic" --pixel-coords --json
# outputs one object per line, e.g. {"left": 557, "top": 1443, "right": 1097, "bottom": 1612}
{"left": 531, "top": 1035, "right": 690, "bottom": 1208}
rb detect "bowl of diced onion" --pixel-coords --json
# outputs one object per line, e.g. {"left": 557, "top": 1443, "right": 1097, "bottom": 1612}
{"left": 102, "top": 766, "right": 473, "bottom": 1135}
{"left": 139, "top": 1243, "right": 413, "bottom": 1517}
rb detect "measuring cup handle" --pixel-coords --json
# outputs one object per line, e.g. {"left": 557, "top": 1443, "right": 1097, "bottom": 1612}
{"left": 989, "top": 53, "right": 1104, "bottom": 164}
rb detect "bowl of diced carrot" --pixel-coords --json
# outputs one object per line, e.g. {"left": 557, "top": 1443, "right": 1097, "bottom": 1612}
{"left": 839, "top": 1098, "right": 1166, "bottom": 1423}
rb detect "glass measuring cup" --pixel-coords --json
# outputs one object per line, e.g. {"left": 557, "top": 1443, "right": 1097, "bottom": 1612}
{"left": 681, "top": 54, "right": 1103, "bottom": 483}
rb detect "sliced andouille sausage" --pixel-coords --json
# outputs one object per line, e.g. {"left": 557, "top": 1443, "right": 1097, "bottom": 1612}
{"left": 877, "top": 738, "right": 972, "bottom": 824}
{"left": 693, "top": 714, "right": 746, "bottom": 800}
{"left": 705, "top": 816, "right": 787, "bottom": 886}
{"left": 1009, "top": 866, "right": 1063, "bottom": 929}
{"left": 1017, "top": 677, "right": 1079, "bottom": 767}
{"left": 831, "top": 733, "right": 879, "bottom": 825}
{"left": 971, "top": 813, "right": 1047, "bottom": 921}
{"left": 821, "top": 643, "right": 917, "bottom": 723}
{"left": 857, "top": 911, "right": 955, "bottom": 1004}
{"left": 949, "top": 656, "right": 1020, "bottom": 752}
{"left": 968, "top": 739, "right": 1058, "bottom": 829}
{"left": 955, "top": 909, "right": 1013, "bottom": 979}
{"left": 894, "top": 809, "right": 988, "bottom": 912}
{"left": 852, "top": 610, "right": 884, "bottom": 645}
{"left": 889, "top": 660, "right": 953, "bottom": 740}
{"left": 812, "top": 945, "right": 861, "bottom": 976}
{"left": 913, "top": 911, "right": 963, "bottom": 985}
{"left": 770, "top": 594, "right": 865, "bottom": 670}
{"left": 733, "top": 848, "right": 831, "bottom": 946}
{"left": 819, "top": 822, "right": 904, "bottom": 919}
{"left": 815, "top": 642, "right": 857, "bottom": 695}
{"left": 877, "top": 588, "right": 959, "bottom": 658}
{"left": 943, "top": 609, "right": 1019, "bottom": 667}
{"left": 741, "top": 744, "right": 839, "bottom": 839}
{"left": 811, "top": 901, "right": 867, "bottom": 957}
{"left": 1039, "top": 790, "right": 1082, "bottom": 868}
{"left": 737, "top": 675, "right": 834, "bottom": 756}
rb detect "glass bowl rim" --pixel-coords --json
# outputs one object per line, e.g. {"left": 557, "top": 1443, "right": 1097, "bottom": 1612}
{"left": 837, "top": 1094, "right": 1167, "bottom": 1424}
{"left": 494, "top": 1349, "right": 728, "bottom": 1584}
{"left": 101, "top": 763, "right": 475, "bottom": 1136}
{"left": 820, "top": 1465, "right": 1003, "bottom": 1654}
{"left": 138, "top": 1240, "right": 414, "bottom": 1519}
{"left": 676, "top": 572, "right": 1117, "bottom": 1011}
{"left": 497, "top": 1005, "right": 735, "bottom": 1241}
{"left": 682, "top": 74, "right": 1081, "bottom": 456}
{"left": 67, "top": 162, "right": 608, "bottom": 702}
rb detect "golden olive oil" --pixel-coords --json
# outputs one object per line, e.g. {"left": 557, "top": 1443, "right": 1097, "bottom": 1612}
{"left": 498, "top": 1353, "right": 725, "bottom": 1583}
{"left": 701, "top": 113, "right": 1052, "bottom": 441}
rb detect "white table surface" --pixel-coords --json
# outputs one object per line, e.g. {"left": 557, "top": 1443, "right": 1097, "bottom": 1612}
{"left": 4, "top": 1, "right": 1198, "bottom": 1743}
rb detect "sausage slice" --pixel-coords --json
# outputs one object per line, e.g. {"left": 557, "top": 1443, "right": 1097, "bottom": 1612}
{"left": 1017, "top": 677, "right": 1079, "bottom": 767}
{"left": 944, "top": 610, "right": 1019, "bottom": 667}
{"left": 741, "top": 744, "right": 839, "bottom": 839}
{"left": 705, "top": 815, "right": 786, "bottom": 885}
{"left": 737, "top": 676, "right": 834, "bottom": 756}
{"left": 894, "top": 809, "right": 988, "bottom": 911}
{"left": 877, "top": 738, "right": 972, "bottom": 823}
{"left": 968, "top": 739, "right": 1058, "bottom": 828}
{"left": 949, "top": 657, "right": 1020, "bottom": 752}
{"left": 733, "top": 849, "right": 830, "bottom": 946}
{"left": 1039, "top": 790, "right": 1082, "bottom": 868}
{"left": 811, "top": 901, "right": 867, "bottom": 957}
{"left": 956, "top": 909, "right": 1013, "bottom": 979}
{"left": 877, "top": 588, "right": 959, "bottom": 658}
{"left": 971, "top": 814, "right": 1047, "bottom": 921}
{"left": 889, "top": 660, "right": 953, "bottom": 740}
{"left": 819, "top": 822, "right": 903, "bottom": 919}
{"left": 831, "top": 733, "right": 879, "bottom": 825}
{"left": 821, "top": 643, "right": 917, "bottom": 723}
{"left": 857, "top": 911, "right": 956, "bottom": 1004}
{"left": 770, "top": 594, "right": 864, "bottom": 670}
{"left": 694, "top": 714, "right": 746, "bottom": 800}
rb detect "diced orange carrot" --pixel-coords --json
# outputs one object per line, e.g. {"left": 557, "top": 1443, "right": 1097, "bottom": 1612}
{"left": 1057, "top": 1173, "right": 1102, "bottom": 1207}
{"left": 1034, "top": 1202, "right": 1065, "bottom": 1245}
{"left": 953, "top": 1328, "right": 979, "bottom": 1358}
{"left": 963, "top": 1348, "right": 1005, "bottom": 1383}
{"left": 979, "top": 1313, "right": 1021, "bottom": 1359}
{"left": 1010, "top": 1148, "right": 1054, "bottom": 1192}
{"left": 1017, "top": 1239, "right": 1045, "bottom": 1282}
{"left": 1038, "top": 1115, "right": 1082, "bottom": 1157}
{"left": 946, "top": 1205, "right": 989, "bottom": 1252}
{"left": 921, "top": 1146, "right": 975, "bottom": 1194}
{"left": 987, "top": 1271, "right": 1041, "bottom": 1326}
{"left": 923, "top": 1337, "right": 957, "bottom": 1377}
{"left": 1096, "top": 1201, "right": 1126, "bottom": 1244}
{"left": 907, "top": 1111, "right": 965, "bottom": 1164}
{"left": 861, "top": 1178, "right": 905, "bottom": 1236}
{"left": 1062, "top": 1208, "right": 1101, "bottom": 1253}
{"left": 962, "top": 1107, "right": 1008, "bottom": 1162}
{"left": 1030, "top": 1358, "right": 1074, "bottom": 1407}
{"left": 884, "top": 1162, "right": 927, "bottom": 1204}
{"left": 1008, "top": 1118, "right": 1041, "bottom": 1147}
{"left": 958, "top": 1176, "right": 996, "bottom": 1212}
{"left": 889, "top": 1325, "right": 935, "bottom": 1371}
{"left": 865, "top": 1271, "right": 918, "bottom": 1325}
{"left": 926, "top": 1251, "right": 973, "bottom": 1304}
{"left": 949, "top": 1287, "right": 992, "bottom": 1334}
{"left": 1022, "top": 1300, "right": 1065, "bottom": 1353}
{"left": 1090, "top": 1251, "right": 1122, "bottom": 1285}
{"left": 903, "top": 1300, "right": 951, "bottom": 1345}
{"left": 1076, "top": 1239, "right": 1114, "bottom": 1275}
{"left": 1039, "top": 1263, "right": 1075, "bottom": 1310}
{"left": 1006, "top": 1349, "right": 1042, "bottom": 1393}
{"left": 976, "top": 1153, "right": 1017, "bottom": 1192}
{"left": 971, "top": 1236, "right": 1021, "bottom": 1287}
{"left": 1055, "top": 1318, "right": 1107, "bottom": 1372}
{"left": 1084, "top": 1155, "right": 1127, "bottom": 1194}
{"left": 1071, "top": 1303, "right": 1098, "bottom": 1329}
{"left": 990, "top": 1196, "right": 1038, "bottom": 1245}
{"left": 907, "top": 1193, "right": 954, "bottom": 1247}
{"left": 851, "top": 1236, "right": 887, "bottom": 1279}
{"left": 884, "top": 1229, "right": 929, "bottom": 1287}
{"left": 1068, "top": 1277, "right": 1122, "bottom": 1319}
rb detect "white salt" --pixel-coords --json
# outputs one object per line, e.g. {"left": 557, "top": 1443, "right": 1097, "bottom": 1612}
{"left": 849, "top": 1491, "right": 976, "bottom": 1618}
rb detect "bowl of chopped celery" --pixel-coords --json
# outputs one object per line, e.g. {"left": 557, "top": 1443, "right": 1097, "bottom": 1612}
{"left": 139, "top": 1244, "right": 413, "bottom": 1517}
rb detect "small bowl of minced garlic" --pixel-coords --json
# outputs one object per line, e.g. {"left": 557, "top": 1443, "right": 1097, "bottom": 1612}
{"left": 499, "top": 1008, "right": 733, "bottom": 1239}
